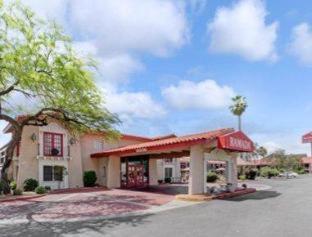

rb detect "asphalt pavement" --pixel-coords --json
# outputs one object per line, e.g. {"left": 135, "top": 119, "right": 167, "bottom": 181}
{"left": 1, "top": 175, "right": 312, "bottom": 237}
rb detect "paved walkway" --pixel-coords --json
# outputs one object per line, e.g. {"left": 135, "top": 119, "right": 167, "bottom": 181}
{"left": 0, "top": 188, "right": 177, "bottom": 224}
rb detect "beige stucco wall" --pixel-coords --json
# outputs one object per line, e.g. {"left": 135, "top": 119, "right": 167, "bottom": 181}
{"left": 80, "top": 133, "right": 150, "bottom": 187}
{"left": 67, "top": 138, "right": 83, "bottom": 188}
{"left": 107, "top": 155, "right": 120, "bottom": 188}
{"left": 16, "top": 125, "right": 39, "bottom": 189}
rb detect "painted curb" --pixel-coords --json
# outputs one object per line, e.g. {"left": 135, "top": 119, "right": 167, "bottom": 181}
{"left": 0, "top": 194, "right": 46, "bottom": 203}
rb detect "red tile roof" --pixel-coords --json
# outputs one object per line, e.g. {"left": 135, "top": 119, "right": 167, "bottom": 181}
{"left": 91, "top": 128, "right": 234, "bottom": 158}
{"left": 301, "top": 157, "right": 312, "bottom": 164}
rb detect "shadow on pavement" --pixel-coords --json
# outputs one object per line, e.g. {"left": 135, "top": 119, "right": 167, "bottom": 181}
{"left": 223, "top": 190, "right": 281, "bottom": 202}
{"left": 0, "top": 214, "right": 152, "bottom": 237}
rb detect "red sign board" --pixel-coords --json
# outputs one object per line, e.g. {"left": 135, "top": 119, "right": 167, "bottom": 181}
{"left": 302, "top": 132, "right": 312, "bottom": 143}
{"left": 217, "top": 131, "right": 254, "bottom": 152}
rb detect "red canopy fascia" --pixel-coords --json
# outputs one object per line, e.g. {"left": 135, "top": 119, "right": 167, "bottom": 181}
{"left": 217, "top": 131, "right": 255, "bottom": 152}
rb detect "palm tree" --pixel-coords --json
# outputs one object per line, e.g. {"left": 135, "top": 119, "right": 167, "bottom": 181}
{"left": 229, "top": 95, "right": 248, "bottom": 131}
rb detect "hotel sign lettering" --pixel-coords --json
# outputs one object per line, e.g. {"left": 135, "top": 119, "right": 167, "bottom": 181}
{"left": 217, "top": 131, "right": 254, "bottom": 152}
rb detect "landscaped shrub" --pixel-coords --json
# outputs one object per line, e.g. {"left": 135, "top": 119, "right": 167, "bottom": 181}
{"left": 10, "top": 181, "right": 17, "bottom": 191}
{"left": 35, "top": 186, "right": 46, "bottom": 194}
{"left": 83, "top": 171, "right": 97, "bottom": 187}
{"left": 293, "top": 167, "right": 305, "bottom": 174}
{"left": 0, "top": 181, "right": 3, "bottom": 194}
{"left": 13, "top": 189, "right": 23, "bottom": 195}
{"left": 164, "top": 177, "right": 171, "bottom": 183}
{"left": 245, "top": 169, "right": 257, "bottom": 180}
{"left": 44, "top": 186, "right": 51, "bottom": 191}
{"left": 23, "top": 178, "right": 39, "bottom": 191}
{"left": 207, "top": 171, "right": 218, "bottom": 183}
{"left": 260, "top": 167, "right": 279, "bottom": 178}
{"left": 239, "top": 175, "right": 246, "bottom": 180}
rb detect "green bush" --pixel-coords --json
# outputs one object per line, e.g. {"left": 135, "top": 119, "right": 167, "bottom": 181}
{"left": 23, "top": 178, "right": 39, "bottom": 191}
{"left": 13, "top": 189, "right": 23, "bottom": 196}
{"left": 10, "top": 181, "right": 17, "bottom": 191}
{"left": 260, "top": 167, "right": 279, "bottom": 178}
{"left": 239, "top": 175, "right": 246, "bottom": 180}
{"left": 293, "top": 167, "right": 305, "bottom": 174}
{"left": 207, "top": 171, "right": 218, "bottom": 182}
{"left": 35, "top": 186, "right": 46, "bottom": 194}
{"left": 83, "top": 171, "right": 97, "bottom": 187}
{"left": 0, "top": 181, "right": 3, "bottom": 193}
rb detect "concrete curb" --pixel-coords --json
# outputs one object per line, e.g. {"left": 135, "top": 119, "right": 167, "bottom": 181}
{"left": 215, "top": 188, "right": 256, "bottom": 199}
{"left": 0, "top": 194, "right": 46, "bottom": 203}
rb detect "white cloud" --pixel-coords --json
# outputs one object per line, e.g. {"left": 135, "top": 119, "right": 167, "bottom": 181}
{"left": 207, "top": 0, "right": 278, "bottom": 61}
{"left": 105, "top": 91, "right": 166, "bottom": 119}
{"left": 17, "top": 0, "right": 184, "bottom": 125}
{"left": 251, "top": 132, "right": 308, "bottom": 155}
{"left": 68, "top": 0, "right": 189, "bottom": 57}
{"left": 289, "top": 23, "right": 312, "bottom": 65}
{"left": 162, "top": 79, "right": 235, "bottom": 110}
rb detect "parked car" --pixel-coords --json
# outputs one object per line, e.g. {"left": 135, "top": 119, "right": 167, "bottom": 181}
{"left": 279, "top": 172, "right": 299, "bottom": 179}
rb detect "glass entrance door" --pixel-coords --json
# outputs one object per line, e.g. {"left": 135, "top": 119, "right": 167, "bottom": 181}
{"left": 121, "top": 156, "right": 149, "bottom": 188}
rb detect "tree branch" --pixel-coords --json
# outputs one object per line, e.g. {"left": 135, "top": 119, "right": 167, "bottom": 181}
{"left": 0, "top": 80, "right": 19, "bottom": 97}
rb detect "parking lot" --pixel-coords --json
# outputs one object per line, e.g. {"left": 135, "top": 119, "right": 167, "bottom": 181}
{"left": 1, "top": 176, "right": 312, "bottom": 236}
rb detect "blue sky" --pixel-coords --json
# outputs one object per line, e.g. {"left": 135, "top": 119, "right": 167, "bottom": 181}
{"left": 1, "top": 0, "right": 312, "bottom": 154}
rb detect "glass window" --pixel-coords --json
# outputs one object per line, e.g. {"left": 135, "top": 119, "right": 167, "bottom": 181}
{"left": 53, "top": 166, "right": 63, "bottom": 181}
{"left": 43, "top": 165, "right": 64, "bottom": 181}
{"left": 43, "top": 166, "right": 53, "bottom": 181}
{"left": 43, "top": 133, "right": 63, "bottom": 156}
{"left": 165, "top": 167, "right": 173, "bottom": 178}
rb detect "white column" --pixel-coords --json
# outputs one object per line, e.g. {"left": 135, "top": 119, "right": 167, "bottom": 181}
{"left": 225, "top": 155, "right": 238, "bottom": 192}
{"left": 149, "top": 159, "right": 158, "bottom": 185}
{"left": 106, "top": 155, "right": 121, "bottom": 189}
{"left": 189, "top": 145, "right": 205, "bottom": 195}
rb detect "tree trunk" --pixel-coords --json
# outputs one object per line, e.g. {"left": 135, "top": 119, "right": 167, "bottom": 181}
{"left": 238, "top": 116, "right": 242, "bottom": 131}
{"left": 0, "top": 131, "right": 22, "bottom": 194}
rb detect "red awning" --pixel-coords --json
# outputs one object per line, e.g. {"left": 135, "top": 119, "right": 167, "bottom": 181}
{"left": 217, "top": 131, "right": 255, "bottom": 152}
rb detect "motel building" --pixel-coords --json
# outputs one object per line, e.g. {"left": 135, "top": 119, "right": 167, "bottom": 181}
{"left": 1, "top": 117, "right": 254, "bottom": 196}
{"left": 91, "top": 128, "right": 255, "bottom": 195}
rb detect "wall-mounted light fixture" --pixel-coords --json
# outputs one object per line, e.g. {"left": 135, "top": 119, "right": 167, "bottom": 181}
{"left": 30, "top": 133, "right": 37, "bottom": 142}
{"left": 69, "top": 137, "right": 76, "bottom": 145}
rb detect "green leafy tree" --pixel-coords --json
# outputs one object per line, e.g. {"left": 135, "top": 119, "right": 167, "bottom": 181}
{"left": 0, "top": 1, "right": 119, "bottom": 193}
{"left": 229, "top": 95, "right": 248, "bottom": 131}
{"left": 257, "top": 146, "right": 268, "bottom": 158}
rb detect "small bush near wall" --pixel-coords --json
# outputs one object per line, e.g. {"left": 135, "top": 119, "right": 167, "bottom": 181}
{"left": 239, "top": 175, "right": 246, "bottom": 180}
{"left": 13, "top": 189, "right": 23, "bottom": 195}
{"left": 207, "top": 171, "right": 218, "bottom": 183}
{"left": 83, "top": 171, "right": 97, "bottom": 187}
{"left": 23, "top": 178, "right": 39, "bottom": 191}
{"left": 164, "top": 177, "right": 171, "bottom": 183}
{"left": 0, "top": 181, "right": 3, "bottom": 194}
{"left": 35, "top": 186, "right": 46, "bottom": 194}
{"left": 10, "top": 181, "right": 17, "bottom": 191}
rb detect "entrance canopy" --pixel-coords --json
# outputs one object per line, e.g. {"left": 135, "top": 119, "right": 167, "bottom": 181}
{"left": 91, "top": 128, "right": 255, "bottom": 158}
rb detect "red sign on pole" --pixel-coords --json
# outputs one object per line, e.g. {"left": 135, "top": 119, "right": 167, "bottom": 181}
{"left": 217, "top": 131, "right": 255, "bottom": 152}
{"left": 302, "top": 132, "right": 312, "bottom": 143}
